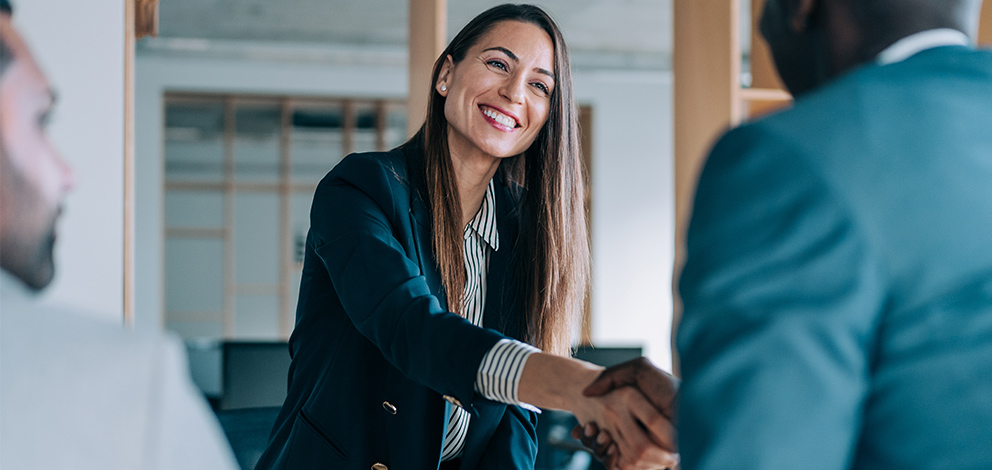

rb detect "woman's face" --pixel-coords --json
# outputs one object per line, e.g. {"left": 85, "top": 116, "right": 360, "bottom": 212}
{"left": 438, "top": 20, "right": 555, "bottom": 162}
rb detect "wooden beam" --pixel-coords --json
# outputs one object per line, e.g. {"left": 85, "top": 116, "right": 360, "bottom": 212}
{"left": 166, "top": 311, "right": 224, "bottom": 323}
{"left": 223, "top": 97, "right": 236, "bottom": 338}
{"left": 165, "top": 228, "right": 226, "bottom": 239}
{"left": 343, "top": 100, "right": 355, "bottom": 155}
{"left": 408, "top": 0, "right": 447, "bottom": 137}
{"left": 376, "top": 101, "right": 388, "bottom": 151}
{"left": 981, "top": 0, "right": 992, "bottom": 46}
{"left": 741, "top": 87, "right": 792, "bottom": 120}
{"left": 124, "top": 0, "right": 136, "bottom": 327}
{"left": 235, "top": 283, "right": 281, "bottom": 296}
{"left": 165, "top": 181, "right": 318, "bottom": 193}
{"left": 672, "top": 0, "right": 741, "bottom": 374}
{"left": 278, "top": 98, "right": 293, "bottom": 339}
{"left": 579, "top": 106, "right": 594, "bottom": 346}
{"left": 135, "top": 0, "right": 159, "bottom": 39}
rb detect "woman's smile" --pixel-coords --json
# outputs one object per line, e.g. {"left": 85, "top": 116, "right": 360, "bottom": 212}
{"left": 480, "top": 105, "right": 520, "bottom": 132}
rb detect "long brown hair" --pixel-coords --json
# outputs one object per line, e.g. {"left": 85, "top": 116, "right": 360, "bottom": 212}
{"left": 405, "top": 4, "right": 589, "bottom": 356}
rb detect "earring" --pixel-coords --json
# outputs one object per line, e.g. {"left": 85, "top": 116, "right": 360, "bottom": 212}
{"left": 440, "top": 85, "right": 447, "bottom": 92}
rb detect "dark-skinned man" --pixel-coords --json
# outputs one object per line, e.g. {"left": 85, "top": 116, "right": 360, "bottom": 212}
{"left": 581, "top": 0, "right": 992, "bottom": 468}
{"left": 0, "top": 2, "right": 237, "bottom": 467}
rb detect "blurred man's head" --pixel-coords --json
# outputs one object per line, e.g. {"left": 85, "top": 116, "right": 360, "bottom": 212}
{"left": 0, "top": 4, "right": 74, "bottom": 291}
{"left": 760, "top": 0, "right": 984, "bottom": 96}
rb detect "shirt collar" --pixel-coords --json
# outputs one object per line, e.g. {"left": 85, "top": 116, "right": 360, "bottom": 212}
{"left": 465, "top": 178, "right": 500, "bottom": 252}
{"left": 876, "top": 28, "right": 970, "bottom": 65}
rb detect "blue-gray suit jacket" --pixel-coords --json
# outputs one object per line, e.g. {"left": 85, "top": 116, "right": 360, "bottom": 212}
{"left": 256, "top": 143, "right": 538, "bottom": 470}
{"left": 678, "top": 45, "right": 992, "bottom": 469}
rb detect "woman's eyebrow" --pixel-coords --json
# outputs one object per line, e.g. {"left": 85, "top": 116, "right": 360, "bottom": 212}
{"left": 482, "top": 46, "right": 555, "bottom": 81}
{"left": 483, "top": 46, "right": 518, "bottom": 62}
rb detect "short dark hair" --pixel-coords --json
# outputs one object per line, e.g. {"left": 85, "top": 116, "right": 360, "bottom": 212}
{"left": 0, "top": 1, "right": 14, "bottom": 77}
{"left": 850, "top": 0, "right": 980, "bottom": 37}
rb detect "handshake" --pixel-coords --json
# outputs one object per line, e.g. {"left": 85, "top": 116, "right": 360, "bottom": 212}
{"left": 569, "top": 357, "right": 681, "bottom": 470}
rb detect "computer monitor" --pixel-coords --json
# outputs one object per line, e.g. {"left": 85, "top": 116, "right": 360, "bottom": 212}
{"left": 572, "top": 345, "right": 643, "bottom": 368}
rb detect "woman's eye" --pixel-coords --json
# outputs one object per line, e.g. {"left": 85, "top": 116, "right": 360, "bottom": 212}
{"left": 486, "top": 59, "right": 508, "bottom": 71}
{"left": 532, "top": 82, "right": 549, "bottom": 94}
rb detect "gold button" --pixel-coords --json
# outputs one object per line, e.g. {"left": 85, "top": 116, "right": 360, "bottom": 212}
{"left": 382, "top": 401, "right": 397, "bottom": 415}
{"left": 443, "top": 395, "right": 463, "bottom": 408}
{"left": 372, "top": 464, "right": 388, "bottom": 470}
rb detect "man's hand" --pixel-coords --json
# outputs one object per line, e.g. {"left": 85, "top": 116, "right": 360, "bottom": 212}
{"left": 572, "top": 357, "right": 681, "bottom": 468}
{"left": 583, "top": 357, "right": 680, "bottom": 424}
{"left": 518, "top": 353, "right": 679, "bottom": 469}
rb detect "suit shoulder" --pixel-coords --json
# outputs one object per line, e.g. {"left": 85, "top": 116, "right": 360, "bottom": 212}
{"left": 1, "top": 306, "right": 182, "bottom": 409}
{"left": 728, "top": 69, "right": 881, "bottom": 172}
{"left": 749, "top": 47, "right": 989, "bottom": 144}
{"left": 317, "top": 149, "right": 412, "bottom": 197}
{"left": 310, "top": 148, "right": 415, "bottom": 222}
{"left": 706, "top": 120, "right": 783, "bottom": 169}
{"left": 324, "top": 149, "right": 409, "bottom": 184}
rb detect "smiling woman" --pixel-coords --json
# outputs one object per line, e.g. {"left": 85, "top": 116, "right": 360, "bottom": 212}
{"left": 422, "top": 11, "right": 579, "bottom": 357}
{"left": 255, "top": 4, "right": 676, "bottom": 470}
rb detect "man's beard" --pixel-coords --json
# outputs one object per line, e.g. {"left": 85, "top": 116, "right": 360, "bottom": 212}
{"left": 21, "top": 217, "right": 57, "bottom": 291}
{"left": 1, "top": 206, "right": 59, "bottom": 292}
{"left": 0, "top": 148, "right": 60, "bottom": 292}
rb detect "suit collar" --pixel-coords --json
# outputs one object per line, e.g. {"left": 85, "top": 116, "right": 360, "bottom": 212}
{"left": 401, "top": 144, "right": 447, "bottom": 311}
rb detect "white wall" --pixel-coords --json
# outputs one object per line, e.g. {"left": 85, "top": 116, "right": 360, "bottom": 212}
{"left": 15, "top": 1, "right": 126, "bottom": 321}
{"left": 135, "top": 47, "right": 675, "bottom": 370}
{"left": 576, "top": 71, "right": 675, "bottom": 371}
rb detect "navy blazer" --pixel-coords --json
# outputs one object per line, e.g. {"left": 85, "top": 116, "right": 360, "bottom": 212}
{"left": 256, "top": 143, "right": 539, "bottom": 470}
{"left": 678, "top": 45, "right": 992, "bottom": 469}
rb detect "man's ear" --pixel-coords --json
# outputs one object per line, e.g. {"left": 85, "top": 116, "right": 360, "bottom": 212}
{"left": 789, "top": 0, "right": 819, "bottom": 33}
{"left": 435, "top": 54, "right": 454, "bottom": 96}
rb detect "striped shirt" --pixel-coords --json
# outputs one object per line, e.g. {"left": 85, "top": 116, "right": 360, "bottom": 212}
{"left": 440, "top": 179, "right": 541, "bottom": 461}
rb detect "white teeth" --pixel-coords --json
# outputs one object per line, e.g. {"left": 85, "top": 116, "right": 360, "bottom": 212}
{"left": 483, "top": 108, "right": 516, "bottom": 128}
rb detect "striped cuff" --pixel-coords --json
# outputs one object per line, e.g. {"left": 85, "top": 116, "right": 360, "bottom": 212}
{"left": 475, "top": 339, "right": 542, "bottom": 413}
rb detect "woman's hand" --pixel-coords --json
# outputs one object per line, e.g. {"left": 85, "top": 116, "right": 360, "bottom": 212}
{"left": 569, "top": 384, "right": 679, "bottom": 469}
{"left": 517, "top": 353, "right": 679, "bottom": 469}
{"left": 576, "top": 357, "right": 682, "bottom": 468}
{"left": 572, "top": 423, "right": 619, "bottom": 468}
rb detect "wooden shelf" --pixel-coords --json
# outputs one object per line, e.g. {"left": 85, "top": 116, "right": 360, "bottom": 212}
{"left": 740, "top": 87, "right": 793, "bottom": 120}
{"left": 739, "top": 87, "right": 792, "bottom": 102}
